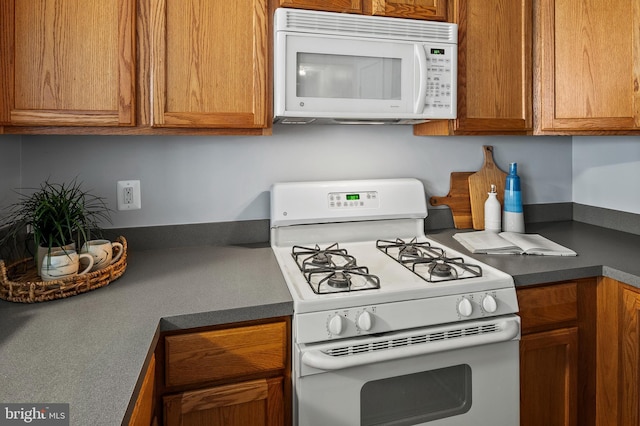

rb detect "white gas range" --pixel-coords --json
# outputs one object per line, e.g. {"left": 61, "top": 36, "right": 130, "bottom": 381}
{"left": 270, "top": 178, "right": 521, "bottom": 425}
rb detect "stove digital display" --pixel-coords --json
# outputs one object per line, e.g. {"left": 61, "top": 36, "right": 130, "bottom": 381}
{"left": 328, "top": 191, "right": 378, "bottom": 209}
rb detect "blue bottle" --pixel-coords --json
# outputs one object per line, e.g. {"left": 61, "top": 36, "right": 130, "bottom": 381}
{"left": 503, "top": 163, "right": 525, "bottom": 232}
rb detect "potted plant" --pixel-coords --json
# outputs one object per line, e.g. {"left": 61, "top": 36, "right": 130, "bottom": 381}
{"left": 0, "top": 179, "right": 112, "bottom": 271}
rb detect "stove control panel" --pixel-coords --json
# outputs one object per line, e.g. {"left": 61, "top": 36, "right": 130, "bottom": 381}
{"left": 328, "top": 191, "right": 379, "bottom": 209}
{"left": 296, "top": 288, "right": 519, "bottom": 344}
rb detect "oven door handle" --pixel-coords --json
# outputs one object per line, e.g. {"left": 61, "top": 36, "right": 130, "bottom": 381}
{"left": 301, "top": 318, "right": 520, "bottom": 371}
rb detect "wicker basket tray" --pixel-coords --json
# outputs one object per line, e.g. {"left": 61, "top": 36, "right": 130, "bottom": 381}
{"left": 0, "top": 236, "right": 127, "bottom": 303}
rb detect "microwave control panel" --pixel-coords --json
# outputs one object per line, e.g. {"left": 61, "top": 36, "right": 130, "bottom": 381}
{"left": 424, "top": 45, "right": 455, "bottom": 114}
{"left": 328, "top": 191, "right": 379, "bottom": 209}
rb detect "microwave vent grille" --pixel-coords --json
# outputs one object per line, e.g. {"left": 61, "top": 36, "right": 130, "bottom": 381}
{"left": 276, "top": 8, "right": 457, "bottom": 44}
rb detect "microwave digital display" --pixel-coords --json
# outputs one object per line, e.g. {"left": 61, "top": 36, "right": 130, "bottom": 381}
{"left": 430, "top": 48, "right": 445, "bottom": 55}
{"left": 346, "top": 194, "right": 360, "bottom": 201}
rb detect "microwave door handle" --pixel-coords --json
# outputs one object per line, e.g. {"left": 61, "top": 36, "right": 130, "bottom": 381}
{"left": 414, "top": 45, "right": 428, "bottom": 114}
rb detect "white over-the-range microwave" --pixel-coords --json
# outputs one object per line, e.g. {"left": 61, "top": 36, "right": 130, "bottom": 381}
{"left": 273, "top": 8, "right": 458, "bottom": 125}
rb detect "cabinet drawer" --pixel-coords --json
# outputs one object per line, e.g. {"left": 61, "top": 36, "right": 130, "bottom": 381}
{"left": 163, "top": 377, "right": 284, "bottom": 426}
{"left": 165, "top": 321, "right": 287, "bottom": 387}
{"left": 517, "top": 282, "right": 577, "bottom": 334}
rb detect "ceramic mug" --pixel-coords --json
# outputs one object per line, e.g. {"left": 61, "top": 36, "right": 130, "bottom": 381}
{"left": 37, "top": 243, "right": 76, "bottom": 277}
{"left": 80, "top": 239, "right": 124, "bottom": 272}
{"left": 40, "top": 250, "right": 94, "bottom": 281}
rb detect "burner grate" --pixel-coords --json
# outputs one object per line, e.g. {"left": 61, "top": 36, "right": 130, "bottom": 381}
{"left": 377, "top": 238, "right": 482, "bottom": 283}
{"left": 292, "top": 244, "right": 381, "bottom": 294}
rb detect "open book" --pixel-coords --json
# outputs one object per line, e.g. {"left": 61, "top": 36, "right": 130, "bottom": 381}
{"left": 453, "top": 231, "right": 577, "bottom": 256}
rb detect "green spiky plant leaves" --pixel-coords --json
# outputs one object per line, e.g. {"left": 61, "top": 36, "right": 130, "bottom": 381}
{"left": 0, "top": 179, "right": 112, "bottom": 263}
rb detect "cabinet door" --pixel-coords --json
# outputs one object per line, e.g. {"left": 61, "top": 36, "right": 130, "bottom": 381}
{"left": 150, "top": 0, "right": 268, "bottom": 129}
{"left": 520, "top": 327, "right": 578, "bottom": 426}
{"left": 620, "top": 287, "right": 640, "bottom": 426}
{"left": 364, "top": 0, "right": 447, "bottom": 21}
{"left": 536, "top": 0, "right": 640, "bottom": 132}
{"left": 128, "top": 354, "right": 156, "bottom": 426}
{"left": 0, "top": 0, "right": 135, "bottom": 126}
{"left": 414, "top": 0, "right": 532, "bottom": 135}
{"left": 516, "top": 280, "right": 598, "bottom": 426}
{"left": 277, "top": 0, "right": 362, "bottom": 13}
{"left": 164, "top": 377, "right": 284, "bottom": 426}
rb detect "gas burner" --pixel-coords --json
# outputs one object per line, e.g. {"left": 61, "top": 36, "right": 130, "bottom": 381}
{"left": 377, "top": 238, "right": 445, "bottom": 264}
{"left": 428, "top": 260, "right": 456, "bottom": 279}
{"left": 313, "top": 251, "right": 331, "bottom": 265}
{"left": 416, "top": 256, "right": 483, "bottom": 282}
{"left": 292, "top": 243, "right": 355, "bottom": 272}
{"left": 292, "top": 244, "right": 381, "bottom": 294}
{"left": 327, "top": 271, "right": 351, "bottom": 288}
{"left": 306, "top": 264, "right": 380, "bottom": 293}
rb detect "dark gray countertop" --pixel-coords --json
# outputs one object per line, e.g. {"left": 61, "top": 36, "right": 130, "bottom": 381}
{"left": 1, "top": 220, "right": 639, "bottom": 425}
{"left": 0, "top": 244, "right": 292, "bottom": 426}
{"left": 427, "top": 221, "right": 640, "bottom": 287}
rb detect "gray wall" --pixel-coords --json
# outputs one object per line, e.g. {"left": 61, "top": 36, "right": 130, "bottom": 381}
{"left": 573, "top": 136, "right": 640, "bottom": 214}
{"left": 0, "top": 135, "right": 21, "bottom": 210}
{"left": 10, "top": 127, "right": 572, "bottom": 228}
{"left": 4, "top": 131, "right": 640, "bottom": 229}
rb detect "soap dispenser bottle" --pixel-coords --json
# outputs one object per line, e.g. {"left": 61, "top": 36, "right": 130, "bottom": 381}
{"left": 484, "top": 184, "right": 501, "bottom": 232}
{"left": 503, "top": 163, "right": 525, "bottom": 233}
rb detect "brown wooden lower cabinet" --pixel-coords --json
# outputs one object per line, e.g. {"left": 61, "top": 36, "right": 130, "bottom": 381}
{"left": 517, "top": 279, "right": 597, "bottom": 426}
{"left": 619, "top": 286, "right": 640, "bottom": 426}
{"left": 163, "top": 377, "right": 283, "bottom": 426}
{"left": 520, "top": 327, "right": 578, "bottom": 426}
{"left": 157, "top": 316, "right": 291, "bottom": 426}
{"left": 128, "top": 354, "right": 157, "bottom": 426}
{"left": 598, "top": 278, "right": 640, "bottom": 426}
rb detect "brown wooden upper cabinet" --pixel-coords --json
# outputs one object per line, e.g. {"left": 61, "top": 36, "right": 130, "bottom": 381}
{"left": 0, "top": 0, "right": 135, "bottom": 127}
{"left": 0, "top": 0, "right": 270, "bottom": 134}
{"left": 150, "top": 0, "right": 269, "bottom": 129}
{"left": 414, "top": 0, "right": 533, "bottom": 135}
{"left": 277, "top": 0, "right": 447, "bottom": 21}
{"left": 535, "top": 0, "right": 640, "bottom": 134}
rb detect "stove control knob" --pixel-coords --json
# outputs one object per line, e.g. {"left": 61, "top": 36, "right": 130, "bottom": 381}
{"left": 457, "top": 297, "right": 473, "bottom": 317}
{"left": 482, "top": 295, "right": 498, "bottom": 313}
{"left": 328, "top": 315, "right": 345, "bottom": 335}
{"left": 357, "top": 311, "right": 374, "bottom": 331}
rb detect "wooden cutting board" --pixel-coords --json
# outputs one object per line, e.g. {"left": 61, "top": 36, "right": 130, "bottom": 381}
{"left": 429, "top": 172, "right": 474, "bottom": 229}
{"left": 468, "top": 145, "right": 507, "bottom": 230}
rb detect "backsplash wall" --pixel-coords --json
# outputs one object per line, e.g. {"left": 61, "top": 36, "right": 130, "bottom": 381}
{"left": 6, "top": 126, "right": 572, "bottom": 228}
{"left": 0, "top": 135, "right": 21, "bottom": 210}
{"left": 4, "top": 131, "right": 640, "bottom": 229}
{"left": 573, "top": 136, "right": 640, "bottom": 215}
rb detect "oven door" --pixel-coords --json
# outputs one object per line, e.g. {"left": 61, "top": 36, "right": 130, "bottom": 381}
{"left": 294, "top": 315, "right": 520, "bottom": 426}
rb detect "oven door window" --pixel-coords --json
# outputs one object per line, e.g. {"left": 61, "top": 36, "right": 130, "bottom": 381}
{"left": 360, "top": 364, "right": 472, "bottom": 425}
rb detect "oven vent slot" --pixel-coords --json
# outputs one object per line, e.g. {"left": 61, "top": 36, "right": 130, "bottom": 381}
{"left": 324, "top": 323, "right": 501, "bottom": 357}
